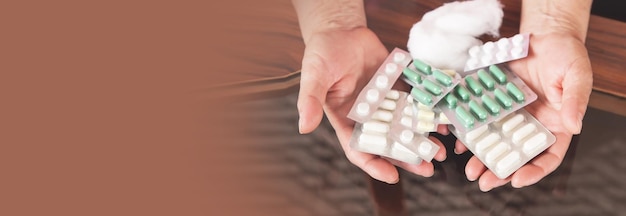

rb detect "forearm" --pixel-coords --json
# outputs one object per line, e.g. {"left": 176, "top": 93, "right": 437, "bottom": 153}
{"left": 291, "top": 0, "right": 367, "bottom": 44}
{"left": 521, "top": 0, "right": 593, "bottom": 42}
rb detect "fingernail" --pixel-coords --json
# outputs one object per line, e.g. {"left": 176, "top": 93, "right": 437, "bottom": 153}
{"left": 298, "top": 117, "right": 304, "bottom": 134}
{"left": 389, "top": 177, "right": 400, "bottom": 184}
{"left": 454, "top": 148, "right": 460, "bottom": 155}
{"left": 576, "top": 112, "right": 584, "bottom": 134}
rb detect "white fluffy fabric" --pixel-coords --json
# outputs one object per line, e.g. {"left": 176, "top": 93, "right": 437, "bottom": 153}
{"left": 407, "top": 0, "right": 503, "bottom": 71}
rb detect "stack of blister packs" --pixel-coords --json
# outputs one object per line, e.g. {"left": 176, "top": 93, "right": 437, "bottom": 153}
{"left": 347, "top": 34, "right": 556, "bottom": 179}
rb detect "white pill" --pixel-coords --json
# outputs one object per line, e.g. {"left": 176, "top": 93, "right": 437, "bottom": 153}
{"left": 393, "top": 52, "right": 407, "bottom": 62}
{"left": 482, "top": 41, "right": 495, "bottom": 54}
{"left": 363, "top": 121, "right": 390, "bottom": 134}
{"left": 417, "top": 121, "right": 436, "bottom": 133}
{"left": 496, "top": 50, "right": 509, "bottom": 62}
{"left": 481, "top": 55, "right": 493, "bottom": 65}
{"left": 403, "top": 106, "right": 413, "bottom": 116}
{"left": 358, "top": 133, "right": 387, "bottom": 151}
{"left": 523, "top": 133, "right": 548, "bottom": 155}
{"left": 512, "top": 34, "right": 525, "bottom": 45}
{"left": 400, "top": 116, "right": 412, "bottom": 127}
{"left": 386, "top": 90, "right": 400, "bottom": 100}
{"left": 502, "top": 113, "right": 525, "bottom": 133}
{"left": 391, "top": 142, "right": 419, "bottom": 163}
{"left": 418, "top": 141, "right": 433, "bottom": 156}
{"left": 366, "top": 89, "right": 380, "bottom": 102}
{"left": 466, "top": 125, "right": 489, "bottom": 143}
{"left": 512, "top": 123, "right": 537, "bottom": 144}
{"left": 356, "top": 102, "right": 370, "bottom": 116}
{"left": 400, "top": 129, "right": 414, "bottom": 143}
{"left": 416, "top": 102, "right": 430, "bottom": 110}
{"left": 406, "top": 95, "right": 414, "bottom": 103}
{"left": 375, "top": 75, "right": 389, "bottom": 88}
{"left": 496, "top": 151, "right": 521, "bottom": 173}
{"left": 475, "top": 133, "right": 501, "bottom": 154}
{"left": 379, "top": 100, "right": 397, "bottom": 110}
{"left": 466, "top": 58, "right": 479, "bottom": 69}
{"left": 469, "top": 46, "right": 481, "bottom": 57}
{"left": 438, "top": 113, "right": 451, "bottom": 124}
{"left": 416, "top": 110, "right": 435, "bottom": 121}
{"left": 485, "top": 142, "right": 510, "bottom": 166}
{"left": 372, "top": 110, "right": 393, "bottom": 122}
{"left": 511, "top": 47, "right": 524, "bottom": 58}
{"left": 497, "top": 38, "right": 510, "bottom": 50}
{"left": 385, "top": 63, "right": 398, "bottom": 74}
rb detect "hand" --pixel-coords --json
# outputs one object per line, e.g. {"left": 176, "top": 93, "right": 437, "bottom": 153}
{"left": 456, "top": 32, "right": 592, "bottom": 191}
{"left": 297, "top": 27, "right": 447, "bottom": 184}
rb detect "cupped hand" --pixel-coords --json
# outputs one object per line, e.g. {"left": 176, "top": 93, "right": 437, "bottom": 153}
{"left": 456, "top": 33, "right": 593, "bottom": 191}
{"left": 297, "top": 27, "right": 447, "bottom": 184}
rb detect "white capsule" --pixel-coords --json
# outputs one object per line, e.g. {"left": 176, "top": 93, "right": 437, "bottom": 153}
{"left": 496, "top": 151, "right": 521, "bottom": 173}
{"left": 400, "top": 116, "right": 412, "bottom": 127}
{"left": 482, "top": 41, "right": 495, "bottom": 54}
{"left": 375, "top": 75, "right": 389, "bottom": 88}
{"left": 356, "top": 102, "right": 370, "bottom": 116}
{"left": 403, "top": 106, "right": 413, "bottom": 116}
{"left": 512, "top": 34, "right": 525, "bottom": 45}
{"left": 385, "top": 63, "right": 398, "bottom": 74}
{"left": 481, "top": 55, "right": 493, "bottom": 65}
{"left": 366, "top": 89, "right": 380, "bottom": 102}
{"left": 416, "top": 102, "right": 430, "bottom": 110}
{"left": 391, "top": 142, "right": 419, "bottom": 163}
{"left": 496, "top": 50, "right": 509, "bottom": 62}
{"left": 363, "top": 121, "right": 390, "bottom": 134}
{"left": 393, "top": 52, "right": 407, "bottom": 63}
{"left": 485, "top": 142, "right": 510, "bottom": 166}
{"left": 475, "top": 133, "right": 501, "bottom": 154}
{"left": 466, "top": 125, "right": 489, "bottom": 143}
{"left": 386, "top": 90, "right": 400, "bottom": 100}
{"left": 358, "top": 133, "right": 387, "bottom": 152}
{"left": 523, "top": 132, "right": 548, "bottom": 155}
{"left": 418, "top": 141, "right": 433, "bottom": 156}
{"left": 372, "top": 110, "right": 393, "bottom": 122}
{"left": 416, "top": 110, "right": 435, "bottom": 121}
{"left": 511, "top": 47, "right": 524, "bottom": 58}
{"left": 512, "top": 123, "right": 537, "bottom": 144}
{"left": 497, "top": 38, "right": 510, "bottom": 50}
{"left": 400, "top": 129, "right": 414, "bottom": 143}
{"left": 406, "top": 95, "right": 414, "bottom": 103}
{"left": 438, "top": 113, "right": 451, "bottom": 124}
{"left": 417, "top": 121, "right": 436, "bottom": 133}
{"left": 466, "top": 58, "right": 479, "bottom": 69}
{"left": 469, "top": 46, "right": 481, "bottom": 57}
{"left": 379, "top": 100, "right": 397, "bottom": 110}
{"left": 502, "top": 113, "right": 525, "bottom": 133}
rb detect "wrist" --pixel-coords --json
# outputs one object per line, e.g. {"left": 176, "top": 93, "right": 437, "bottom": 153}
{"left": 292, "top": 0, "right": 367, "bottom": 44}
{"left": 520, "top": 0, "right": 592, "bottom": 42}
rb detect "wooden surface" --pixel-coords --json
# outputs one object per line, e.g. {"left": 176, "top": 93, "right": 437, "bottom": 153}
{"left": 219, "top": 0, "right": 626, "bottom": 100}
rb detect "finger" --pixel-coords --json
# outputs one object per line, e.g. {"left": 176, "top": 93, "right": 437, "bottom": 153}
{"left": 345, "top": 150, "right": 400, "bottom": 184}
{"left": 511, "top": 136, "right": 567, "bottom": 188}
{"left": 428, "top": 136, "right": 447, "bottom": 161}
{"left": 560, "top": 58, "right": 592, "bottom": 134}
{"left": 455, "top": 139, "right": 469, "bottom": 155}
{"left": 297, "top": 53, "right": 332, "bottom": 134}
{"left": 390, "top": 159, "right": 435, "bottom": 177}
{"left": 478, "top": 170, "right": 511, "bottom": 192}
{"left": 437, "top": 124, "right": 449, "bottom": 136}
{"left": 465, "top": 156, "right": 486, "bottom": 181}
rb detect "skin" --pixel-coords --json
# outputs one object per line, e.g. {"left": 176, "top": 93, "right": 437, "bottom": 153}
{"left": 292, "top": 0, "right": 593, "bottom": 189}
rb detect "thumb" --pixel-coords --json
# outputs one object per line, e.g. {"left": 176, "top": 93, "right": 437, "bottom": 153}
{"left": 297, "top": 55, "right": 331, "bottom": 134}
{"left": 560, "top": 60, "right": 592, "bottom": 135}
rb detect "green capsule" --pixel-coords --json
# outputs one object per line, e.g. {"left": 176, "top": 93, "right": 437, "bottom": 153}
{"left": 469, "top": 100, "right": 488, "bottom": 121}
{"left": 444, "top": 94, "right": 458, "bottom": 109}
{"left": 477, "top": 69, "right": 496, "bottom": 90}
{"left": 403, "top": 68, "right": 422, "bottom": 84}
{"left": 422, "top": 79, "right": 442, "bottom": 96}
{"left": 494, "top": 88, "right": 513, "bottom": 109}
{"left": 412, "top": 59, "right": 432, "bottom": 75}
{"left": 411, "top": 88, "right": 433, "bottom": 105}
{"left": 433, "top": 70, "right": 453, "bottom": 86}
{"left": 455, "top": 106, "right": 475, "bottom": 128}
{"left": 481, "top": 94, "right": 501, "bottom": 116}
{"left": 454, "top": 85, "right": 471, "bottom": 102}
{"left": 489, "top": 65, "right": 507, "bottom": 84}
{"left": 506, "top": 82, "right": 525, "bottom": 103}
{"left": 464, "top": 76, "right": 483, "bottom": 96}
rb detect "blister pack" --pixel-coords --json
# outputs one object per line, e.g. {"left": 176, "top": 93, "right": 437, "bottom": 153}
{"left": 464, "top": 33, "right": 530, "bottom": 72}
{"left": 449, "top": 109, "right": 556, "bottom": 179}
{"left": 401, "top": 59, "right": 462, "bottom": 107}
{"left": 396, "top": 96, "right": 451, "bottom": 134}
{"left": 349, "top": 91, "right": 424, "bottom": 164}
{"left": 348, "top": 48, "right": 412, "bottom": 123}
{"left": 436, "top": 64, "right": 537, "bottom": 133}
